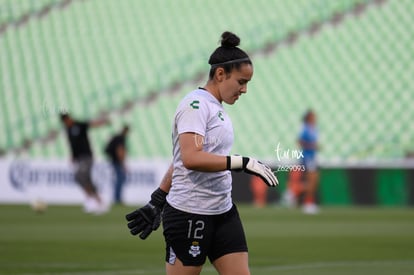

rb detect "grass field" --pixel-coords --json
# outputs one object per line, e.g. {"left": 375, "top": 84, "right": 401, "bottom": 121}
{"left": 1, "top": 204, "right": 414, "bottom": 275}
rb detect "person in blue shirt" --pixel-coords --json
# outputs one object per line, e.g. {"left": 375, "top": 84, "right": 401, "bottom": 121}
{"left": 298, "top": 109, "right": 319, "bottom": 214}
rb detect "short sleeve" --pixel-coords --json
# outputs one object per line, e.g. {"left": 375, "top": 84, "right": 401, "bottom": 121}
{"left": 175, "top": 98, "right": 209, "bottom": 137}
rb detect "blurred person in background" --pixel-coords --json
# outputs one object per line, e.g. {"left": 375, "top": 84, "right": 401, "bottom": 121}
{"left": 105, "top": 125, "right": 129, "bottom": 205}
{"left": 125, "top": 31, "right": 278, "bottom": 275}
{"left": 250, "top": 175, "right": 268, "bottom": 207}
{"left": 298, "top": 109, "right": 320, "bottom": 214}
{"left": 60, "top": 112, "right": 110, "bottom": 214}
{"left": 282, "top": 110, "right": 320, "bottom": 213}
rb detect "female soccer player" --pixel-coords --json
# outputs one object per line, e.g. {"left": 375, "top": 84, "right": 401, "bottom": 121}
{"left": 126, "top": 31, "right": 278, "bottom": 275}
{"left": 298, "top": 109, "right": 320, "bottom": 214}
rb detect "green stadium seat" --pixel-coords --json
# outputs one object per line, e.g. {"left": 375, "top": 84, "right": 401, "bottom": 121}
{"left": 1, "top": 0, "right": 413, "bottom": 162}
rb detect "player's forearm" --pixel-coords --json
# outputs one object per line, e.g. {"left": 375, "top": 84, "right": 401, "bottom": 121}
{"left": 116, "top": 146, "right": 126, "bottom": 162}
{"left": 159, "top": 163, "right": 173, "bottom": 193}
{"left": 181, "top": 151, "right": 227, "bottom": 172}
{"left": 299, "top": 140, "right": 317, "bottom": 150}
{"left": 178, "top": 133, "right": 227, "bottom": 172}
{"left": 90, "top": 117, "right": 110, "bottom": 128}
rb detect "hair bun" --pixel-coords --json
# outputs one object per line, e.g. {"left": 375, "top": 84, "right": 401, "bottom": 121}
{"left": 220, "top": 31, "right": 240, "bottom": 48}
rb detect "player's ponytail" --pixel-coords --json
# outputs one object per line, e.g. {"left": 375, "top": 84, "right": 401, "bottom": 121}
{"left": 208, "top": 31, "right": 251, "bottom": 79}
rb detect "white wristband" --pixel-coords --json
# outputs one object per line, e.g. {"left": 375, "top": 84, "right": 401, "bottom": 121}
{"left": 229, "top": 155, "right": 243, "bottom": 170}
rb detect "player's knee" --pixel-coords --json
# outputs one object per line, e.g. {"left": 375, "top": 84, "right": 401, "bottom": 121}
{"left": 212, "top": 252, "right": 250, "bottom": 275}
{"left": 165, "top": 257, "right": 202, "bottom": 275}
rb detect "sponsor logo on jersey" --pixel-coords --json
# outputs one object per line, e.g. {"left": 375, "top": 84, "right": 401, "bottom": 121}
{"left": 217, "top": 111, "right": 224, "bottom": 121}
{"left": 190, "top": 100, "right": 200, "bottom": 109}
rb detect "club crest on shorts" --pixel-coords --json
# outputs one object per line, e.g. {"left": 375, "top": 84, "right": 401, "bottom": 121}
{"left": 188, "top": 241, "right": 201, "bottom": 257}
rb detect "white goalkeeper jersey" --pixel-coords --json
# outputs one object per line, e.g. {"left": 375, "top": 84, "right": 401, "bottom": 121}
{"left": 167, "top": 88, "right": 234, "bottom": 215}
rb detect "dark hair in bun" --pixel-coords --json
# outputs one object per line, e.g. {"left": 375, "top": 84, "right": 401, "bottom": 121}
{"left": 220, "top": 31, "right": 240, "bottom": 48}
{"left": 208, "top": 31, "right": 251, "bottom": 79}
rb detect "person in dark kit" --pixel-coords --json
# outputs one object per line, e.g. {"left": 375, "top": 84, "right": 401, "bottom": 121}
{"left": 105, "top": 125, "right": 130, "bottom": 205}
{"left": 60, "top": 112, "right": 110, "bottom": 214}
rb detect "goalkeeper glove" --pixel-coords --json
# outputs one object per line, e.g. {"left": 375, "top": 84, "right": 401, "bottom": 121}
{"left": 227, "top": 155, "right": 278, "bottom": 187}
{"left": 125, "top": 187, "right": 167, "bottom": 240}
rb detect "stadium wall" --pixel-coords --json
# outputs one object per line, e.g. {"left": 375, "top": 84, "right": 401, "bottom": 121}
{"left": 1, "top": 159, "right": 413, "bottom": 206}
{"left": 0, "top": 159, "right": 169, "bottom": 205}
{"left": 232, "top": 167, "right": 414, "bottom": 206}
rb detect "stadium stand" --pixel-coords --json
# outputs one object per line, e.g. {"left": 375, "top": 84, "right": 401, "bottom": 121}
{"left": 0, "top": 0, "right": 413, "bottom": 163}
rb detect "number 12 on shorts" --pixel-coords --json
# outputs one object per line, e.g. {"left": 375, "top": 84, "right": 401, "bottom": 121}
{"left": 187, "top": 220, "right": 205, "bottom": 239}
